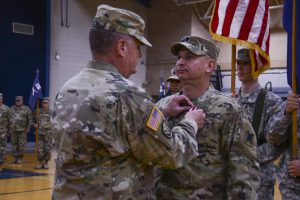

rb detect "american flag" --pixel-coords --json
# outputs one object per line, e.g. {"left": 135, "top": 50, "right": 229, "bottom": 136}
{"left": 146, "top": 107, "right": 163, "bottom": 131}
{"left": 210, "top": 0, "right": 270, "bottom": 79}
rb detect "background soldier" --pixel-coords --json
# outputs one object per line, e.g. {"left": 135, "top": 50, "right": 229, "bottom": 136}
{"left": 156, "top": 36, "right": 259, "bottom": 199}
{"left": 0, "top": 93, "right": 9, "bottom": 170}
{"left": 33, "top": 97, "right": 52, "bottom": 169}
{"left": 9, "top": 96, "right": 32, "bottom": 164}
{"left": 235, "top": 48, "right": 283, "bottom": 200}
{"left": 267, "top": 93, "right": 300, "bottom": 199}
{"left": 165, "top": 68, "right": 182, "bottom": 96}
{"left": 51, "top": 5, "right": 205, "bottom": 200}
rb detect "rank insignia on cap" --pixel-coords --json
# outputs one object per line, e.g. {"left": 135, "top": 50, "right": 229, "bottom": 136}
{"left": 146, "top": 107, "right": 163, "bottom": 132}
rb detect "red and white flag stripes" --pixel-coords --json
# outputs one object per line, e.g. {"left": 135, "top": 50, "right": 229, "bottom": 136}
{"left": 209, "top": 0, "right": 270, "bottom": 78}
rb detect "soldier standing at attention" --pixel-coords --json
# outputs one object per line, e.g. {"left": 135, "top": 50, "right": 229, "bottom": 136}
{"left": 235, "top": 48, "right": 283, "bottom": 200}
{"left": 156, "top": 36, "right": 259, "bottom": 200}
{"left": 33, "top": 97, "right": 52, "bottom": 169}
{"left": 51, "top": 5, "right": 205, "bottom": 200}
{"left": 266, "top": 93, "right": 300, "bottom": 199}
{"left": 0, "top": 93, "right": 9, "bottom": 170}
{"left": 9, "top": 96, "right": 32, "bottom": 164}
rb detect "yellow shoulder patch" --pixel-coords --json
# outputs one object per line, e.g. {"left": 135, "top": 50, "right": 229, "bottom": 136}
{"left": 146, "top": 107, "right": 163, "bottom": 132}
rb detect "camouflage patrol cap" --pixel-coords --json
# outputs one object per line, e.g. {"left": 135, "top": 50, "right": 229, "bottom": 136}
{"left": 236, "top": 48, "right": 251, "bottom": 62}
{"left": 42, "top": 97, "right": 50, "bottom": 102}
{"left": 171, "top": 36, "right": 219, "bottom": 60}
{"left": 15, "top": 96, "right": 23, "bottom": 101}
{"left": 93, "top": 4, "right": 152, "bottom": 47}
{"left": 167, "top": 67, "right": 180, "bottom": 82}
{"left": 167, "top": 75, "right": 180, "bottom": 82}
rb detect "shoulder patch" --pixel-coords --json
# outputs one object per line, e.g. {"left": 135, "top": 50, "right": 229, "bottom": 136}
{"left": 244, "top": 131, "right": 255, "bottom": 147}
{"left": 146, "top": 107, "right": 163, "bottom": 132}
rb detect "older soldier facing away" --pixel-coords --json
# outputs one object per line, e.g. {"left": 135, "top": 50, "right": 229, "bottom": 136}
{"left": 33, "top": 97, "right": 52, "bottom": 169}
{"left": 235, "top": 48, "right": 283, "bottom": 200}
{"left": 9, "top": 96, "right": 32, "bottom": 164}
{"left": 51, "top": 5, "right": 205, "bottom": 200}
{"left": 0, "top": 93, "right": 9, "bottom": 170}
{"left": 156, "top": 36, "right": 259, "bottom": 200}
{"left": 266, "top": 93, "right": 300, "bottom": 199}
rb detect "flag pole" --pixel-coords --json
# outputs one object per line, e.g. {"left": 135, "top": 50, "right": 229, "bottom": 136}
{"left": 291, "top": 0, "right": 298, "bottom": 159}
{"left": 35, "top": 68, "right": 40, "bottom": 165}
{"left": 35, "top": 100, "right": 39, "bottom": 165}
{"left": 231, "top": 45, "right": 236, "bottom": 97}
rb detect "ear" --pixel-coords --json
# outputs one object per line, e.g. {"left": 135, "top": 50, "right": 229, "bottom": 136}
{"left": 115, "top": 39, "right": 127, "bottom": 57}
{"left": 206, "top": 59, "right": 216, "bottom": 73}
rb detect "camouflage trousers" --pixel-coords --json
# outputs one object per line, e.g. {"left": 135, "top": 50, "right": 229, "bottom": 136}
{"left": 0, "top": 132, "right": 7, "bottom": 164}
{"left": 37, "top": 131, "right": 52, "bottom": 161}
{"left": 11, "top": 131, "right": 27, "bottom": 159}
{"left": 279, "top": 183, "right": 300, "bottom": 200}
{"left": 256, "top": 185, "right": 274, "bottom": 200}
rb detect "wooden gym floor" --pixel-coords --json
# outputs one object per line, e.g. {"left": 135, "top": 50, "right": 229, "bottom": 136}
{"left": 0, "top": 151, "right": 282, "bottom": 200}
{"left": 0, "top": 152, "right": 55, "bottom": 200}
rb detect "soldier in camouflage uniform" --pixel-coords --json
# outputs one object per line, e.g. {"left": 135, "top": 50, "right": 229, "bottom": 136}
{"left": 235, "top": 48, "right": 283, "bottom": 200}
{"left": 33, "top": 97, "right": 52, "bottom": 169}
{"left": 9, "top": 96, "right": 32, "bottom": 164}
{"left": 166, "top": 68, "right": 181, "bottom": 96}
{"left": 156, "top": 36, "right": 260, "bottom": 200}
{"left": 51, "top": 5, "right": 206, "bottom": 200}
{"left": 266, "top": 93, "right": 300, "bottom": 199}
{"left": 0, "top": 93, "right": 9, "bottom": 170}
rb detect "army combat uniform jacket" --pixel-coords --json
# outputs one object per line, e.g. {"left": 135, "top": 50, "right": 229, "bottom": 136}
{"left": 51, "top": 61, "right": 199, "bottom": 200}
{"left": 236, "top": 85, "right": 283, "bottom": 185}
{"left": 33, "top": 108, "right": 52, "bottom": 134}
{"left": 156, "top": 85, "right": 259, "bottom": 200}
{"left": 0, "top": 104, "right": 9, "bottom": 164}
{"left": 267, "top": 101, "right": 300, "bottom": 191}
{"left": 9, "top": 105, "right": 32, "bottom": 132}
{"left": 0, "top": 104, "right": 9, "bottom": 134}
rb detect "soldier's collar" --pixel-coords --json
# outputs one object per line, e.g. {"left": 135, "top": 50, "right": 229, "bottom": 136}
{"left": 179, "top": 84, "right": 213, "bottom": 102}
{"left": 87, "top": 60, "right": 120, "bottom": 74}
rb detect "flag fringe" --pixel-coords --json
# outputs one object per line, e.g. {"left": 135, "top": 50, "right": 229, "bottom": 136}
{"left": 210, "top": 32, "right": 270, "bottom": 79}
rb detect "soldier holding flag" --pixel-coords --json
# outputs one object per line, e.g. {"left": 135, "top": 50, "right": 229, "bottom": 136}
{"left": 29, "top": 69, "right": 44, "bottom": 168}
{"left": 265, "top": 0, "right": 300, "bottom": 199}
{"left": 266, "top": 93, "right": 300, "bottom": 199}
{"left": 33, "top": 97, "right": 52, "bottom": 169}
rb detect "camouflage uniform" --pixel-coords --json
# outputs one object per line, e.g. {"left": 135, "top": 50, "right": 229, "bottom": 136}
{"left": 9, "top": 104, "right": 32, "bottom": 162}
{"left": 236, "top": 85, "right": 283, "bottom": 200}
{"left": 267, "top": 101, "right": 300, "bottom": 199}
{"left": 0, "top": 103, "right": 9, "bottom": 165}
{"left": 51, "top": 60, "right": 199, "bottom": 200}
{"left": 33, "top": 106, "right": 52, "bottom": 165}
{"left": 156, "top": 85, "right": 259, "bottom": 200}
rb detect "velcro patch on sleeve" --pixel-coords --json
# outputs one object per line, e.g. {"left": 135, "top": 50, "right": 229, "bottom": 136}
{"left": 146, "top": 107, "right": 163, "bottom": 132}
{"left": 244, "top": 130, "right": 255, "bottom": 147}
